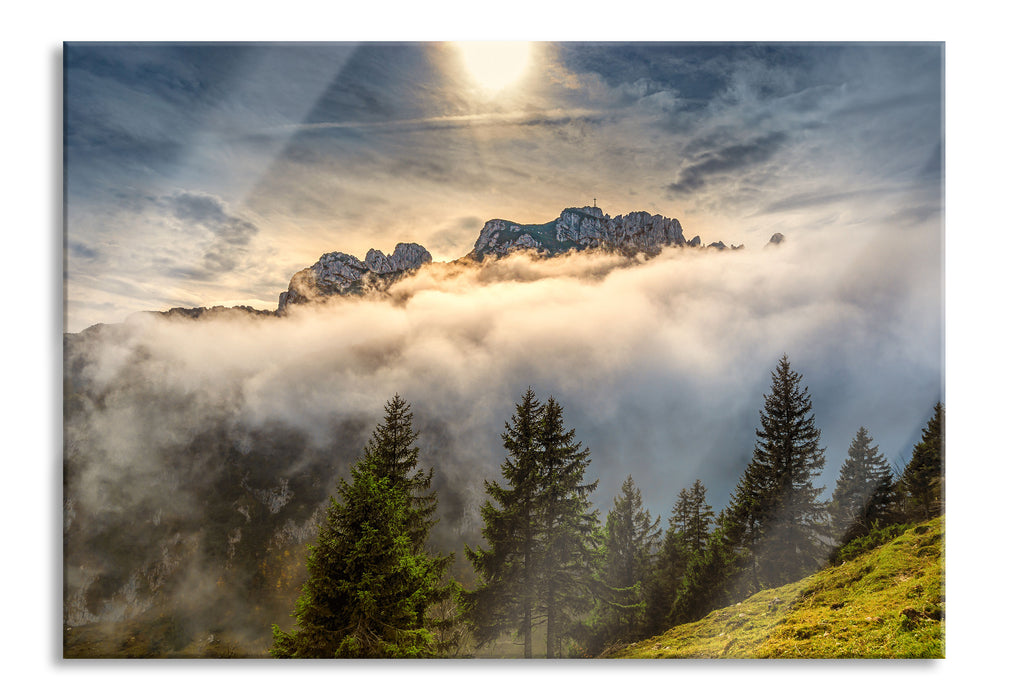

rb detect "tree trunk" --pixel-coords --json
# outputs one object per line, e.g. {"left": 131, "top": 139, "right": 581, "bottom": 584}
{"left": 545, "top": 580, "right": 556, "bottom": 658}
{"left": 523, "top": 525, "right": 533, "bottom": 659}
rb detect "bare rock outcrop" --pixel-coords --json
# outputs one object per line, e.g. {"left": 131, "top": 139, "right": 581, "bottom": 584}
{"left": 469, "top": 206, "right": 691, "bottom": 261}
{"left": 279, "top": 242, "right": 432, "bottom": 311}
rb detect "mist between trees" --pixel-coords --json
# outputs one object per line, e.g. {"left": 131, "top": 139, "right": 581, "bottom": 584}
{"left": 266, "top": 355, "right": 943, "bottom": 658}
{"left": 63, "top": 235, "right": 941, "bottom": 656}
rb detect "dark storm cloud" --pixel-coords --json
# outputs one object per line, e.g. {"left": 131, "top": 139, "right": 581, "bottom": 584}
{"left": 667, "top": 131, "right": 788, "bottom": 195}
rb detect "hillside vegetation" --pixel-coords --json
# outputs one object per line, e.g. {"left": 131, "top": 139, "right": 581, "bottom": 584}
{"left": 605, "top": 516, "right": 944, "bottom": 658}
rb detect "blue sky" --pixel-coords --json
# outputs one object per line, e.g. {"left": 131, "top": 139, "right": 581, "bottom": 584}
{"left": 64, "top": 41, "right": 942, "bottom": 332}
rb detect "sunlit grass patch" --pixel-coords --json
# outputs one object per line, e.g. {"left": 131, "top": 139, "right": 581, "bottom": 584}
{"left": 608, "top": 516, "right": 944, "bottom": 659}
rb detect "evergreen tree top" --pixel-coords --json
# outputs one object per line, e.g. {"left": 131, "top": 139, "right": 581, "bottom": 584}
{"left": 364, "top": 394, "right": 421, "bottom": 481}
{"left": 723, "top": 355, "right": 829, "bottom": 588}
{"left": 270, "top": 395, "right": 451, "bottom": 659}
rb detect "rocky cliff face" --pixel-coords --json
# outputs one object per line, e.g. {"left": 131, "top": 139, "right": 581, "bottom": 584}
{"left": 275, "top": 207, "right": 766, "bottom": 312}
{"left": 468, "top": 206, "right": 691, "bottom": 261}
{"left": 278, "top": 242, "right": 432, "bottom": 311}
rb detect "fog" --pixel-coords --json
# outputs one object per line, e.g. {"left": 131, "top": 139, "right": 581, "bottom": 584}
{"left": 63, "top": 220, "right": 942, "bottom": 647}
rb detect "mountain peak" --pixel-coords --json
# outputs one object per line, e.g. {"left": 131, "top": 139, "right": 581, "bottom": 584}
{"left": 277, "top": 206, "right": 739, "bottom": 313}
{"left": 278, "top": 242, "right": 432, "bottom": 311}
{"left": 468, "top": 206, "right": 692, "bottom": 262}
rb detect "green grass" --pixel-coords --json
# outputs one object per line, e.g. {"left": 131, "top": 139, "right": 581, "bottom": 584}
{"left": 606, "top": 516, "right": 944, "bottom": 658}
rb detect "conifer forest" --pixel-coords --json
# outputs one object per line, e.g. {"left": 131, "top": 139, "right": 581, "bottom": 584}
{"left": 266, "top": 355, "right": 944, "bottom": 658}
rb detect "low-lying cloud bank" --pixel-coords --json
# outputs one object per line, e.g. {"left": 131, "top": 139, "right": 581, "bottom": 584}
{"left": 63, "top": 219, "right": 942, "bottom": 642}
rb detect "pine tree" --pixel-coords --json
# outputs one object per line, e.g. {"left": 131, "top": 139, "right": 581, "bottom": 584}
{"left": 862, "top": 462, "right": 897, "bottom": 530}
{"left": 361, "top": 395, "right": 437, "bottom": 552}
{"left": 465, "top": 388, "right": 545, "bottom": 657}
{"left": 724, "top": 456, "right": 774, "bottom": 593}
{"left": 669, "top": 517, "right": 737, "bottom": 625}
{"left": 831, "top": 427, "right": 895, "bottom": 543}
{"left": 671, "top": 487, "right": 691, "bottom": 539}
{"left": 725, "top": 355, "right": 828, "bottom": 589}
{"left": 270, "top": 396, "right": 451, "bottom": 658}
{"left": 645, "top": 479, "right": 715, "bottom": 631}
{"left": 537, "top": 397, "right": 599, "bottom": 658}
{"left": 673, "top": 480, "right": 715, "bottom": 555}
{"left": 898, "top": 402, "right": 944, "bottom": 521}
{"left": 643, "top": 516, "right": 688, "bottom": 635}
{"left": 466, "top": 389, "right": 600, "bottom": 658}
{"left": 582, "top": 475, "right": 659, "bottom": 654}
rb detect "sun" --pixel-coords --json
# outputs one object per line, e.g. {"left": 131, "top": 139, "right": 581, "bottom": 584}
{"left": 455, "top": 41, "right": 534, "bottom": 94}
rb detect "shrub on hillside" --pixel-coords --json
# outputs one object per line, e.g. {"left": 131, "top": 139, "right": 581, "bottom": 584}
{"left": 831, "top": 522, "right": 913, "bottom": 564}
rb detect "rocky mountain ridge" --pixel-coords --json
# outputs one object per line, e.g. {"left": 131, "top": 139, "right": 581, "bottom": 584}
{"left": 275, "top": 206, "right": 763, "bottom": 313}
{"left": 469, "top": 206, "right": 690, "bottom": 261}
{"left": 104, "top": 206, "right": 779, "bottom": 324}
{"left": 278, "top": 242, "right": 431, "bottom": 311}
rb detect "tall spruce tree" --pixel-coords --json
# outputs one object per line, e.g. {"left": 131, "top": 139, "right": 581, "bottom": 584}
{"left": 537, "top": 397, "right": 599, "bottom": 658}
{"left": 466, "top": 389, "right": 599, "bottom": 658}
{"left": 898, "top": 402, "right": 945, "bottom": 521}
{"left": 831, "top": 427, "right": 894, "bottom": 543}
{"left": 465, "top": 388, "right": 544, "bottom": 657}
{"left": 270, "top": 396, "right": 452, "bottom": 657}
{"left": 361, "top": 395, "right": 438, "bottom": 552}
{"left": 726, "top": 355, "right": 828, "bottom": 589}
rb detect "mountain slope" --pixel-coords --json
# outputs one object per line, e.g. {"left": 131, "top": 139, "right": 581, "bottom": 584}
{"left": 605, "top": 516, "right": 944, "bottom": 658}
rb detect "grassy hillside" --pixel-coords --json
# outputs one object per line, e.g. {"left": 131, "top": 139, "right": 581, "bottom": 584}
{"left": 606, "top": 516, "right": 944, "bottom": 658}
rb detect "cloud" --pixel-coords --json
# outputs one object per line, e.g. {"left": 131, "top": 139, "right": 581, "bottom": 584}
{"left": 423, "top": 216, "right": 486, "bottom": 259}
{"left": 67, "top": 217, "right": 942, "bottom": 534}
{"left": 275, "top": 107, "right": 606, "bottom": 135}
{"left": 162, "top": 191, "right": 260, "bottom": 274}
{"left": 760, "top": 187, "right": 882, "bottom": 215}
{"left": 68, "top": 241, "right": 101, "bottom": 261}
{"left": 63, "top": 205, "right": 942, "bottom": 647}
{"left": 667, "top": 131, "right": 788, "bottom": 195}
